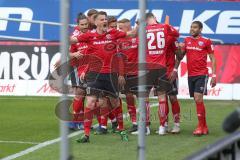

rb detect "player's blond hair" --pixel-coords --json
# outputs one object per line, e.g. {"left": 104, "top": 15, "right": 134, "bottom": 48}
{"left": 118, "top": 18, "right": 130, "bottom": 24}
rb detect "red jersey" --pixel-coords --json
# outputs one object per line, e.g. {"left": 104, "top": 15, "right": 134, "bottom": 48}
{"left": 77, "top": 28, "right": 126, "bottom": 74}
{"left": 146, "top": 23, "right": 179, "bottom": 69}
{"left": 70, "top": 26, "right": 88, "bottom": 76}
{"left": 118, "top": 37, "right": 138, "bottom": 75}
{"left": 183, "top": 36, "right": 214, "bottom": 77}
{"left": 166, "top": 36, "right": 178, "bottom": 77}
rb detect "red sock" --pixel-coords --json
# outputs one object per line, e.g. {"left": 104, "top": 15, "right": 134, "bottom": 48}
{"left": 115, "top": 99, "right": 124, "bottom": 130}
{"left": 84, "top": 107, "right": 93, "bottom": 136}
{"left": 126, "top": 95, "right": 137, "bottom": 124}
{"left": 196, "top": 101, "right": 206, "bottom": 127}
{"left": 100, "top": 107, "right": 109, "bottom": 128}
{"left": 72, "top": 97, "right": 84, "bottom": 123}
{"left": 158, "top": 97, "right": 167, "bottom": 126}
{"left": 171, "top": 100, "right": 180, "bottom": 123}
{"left": 146, "top": 100, "right": 150, "bottom": 127}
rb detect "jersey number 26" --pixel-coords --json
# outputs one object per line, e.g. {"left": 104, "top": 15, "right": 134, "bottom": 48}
{"left": 147, "top": 32, "right": 165, "bottom": 50}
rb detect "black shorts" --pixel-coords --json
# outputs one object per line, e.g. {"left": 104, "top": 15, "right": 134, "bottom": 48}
{"left": 146, "top": 69, "right": 171, "bottom": 92}
{"left": 85, "top": 72, "right": 119, "bottom": 98}
{"left": 70, "top": 67, "right": 86, "bottom": 89}
{"left": 167, "top": 79, "right": 178, "bottom": 96}
{"left": 188, "top": 75, "right": 208, "bottom": 97}
{"left": 121, "top": 75, "right": 138, "bottom": 94}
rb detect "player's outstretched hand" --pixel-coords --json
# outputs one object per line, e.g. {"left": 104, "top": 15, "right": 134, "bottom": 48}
{"left": 210, "top": 77, "right": 216, "bottom": 88}
{"left": 118, "top": 75, "right": 126, "bottom": 87}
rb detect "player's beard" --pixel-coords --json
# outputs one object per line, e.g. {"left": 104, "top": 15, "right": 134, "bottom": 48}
{"left": 81, "top": 28, "right": 88, "bottom": 33}
{"left": 190, "top": 30, "right": 200, "bottom": 37}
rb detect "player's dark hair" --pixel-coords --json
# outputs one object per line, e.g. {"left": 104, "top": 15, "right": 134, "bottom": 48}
{"left": 146, "top": 12, "right": 159, "bottom": 24}
{"left": 77, "top": 13, "right": 87, "bottom": 24}
{"left": 87, "top": 9, "right": 98, "bottom": 17}
{"left": 107, "top": 16, "right": 117, "bottom": 24}
{"left": 93, "top": 11, "right": 107, "bottom": 20}
{"left": 146, "top": 12, "right": 155, "bottom": 19}
{"left": 192, "top": 21, "right": 203, "bottom": 29}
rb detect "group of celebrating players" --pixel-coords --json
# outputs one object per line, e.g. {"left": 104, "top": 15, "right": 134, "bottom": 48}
{"left": 58, "top": 8, "right": 216, "bottom": 143}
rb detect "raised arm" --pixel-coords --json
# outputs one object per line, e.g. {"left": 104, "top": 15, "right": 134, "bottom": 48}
{"left": 167, "top": 24, "right": 179, "bottom": 38}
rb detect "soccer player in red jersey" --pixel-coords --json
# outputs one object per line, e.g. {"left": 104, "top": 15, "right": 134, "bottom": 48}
{"left": 117, "top": 18, "right": 138, "bottom": 133}
{"left": 180, "top": 21, "right": 216, "bottom": 136}
{"left": 165, "top": 36, "right": 181, "bottom": 134}
{"left": 108, "top": 16, "right": 118, "bottom": 29}
{"left": 86, "top": 9, "right": 104, "bottom": 129}
{"left": 68, "top": 13, "right": 89, "bottom": 130}
{"left": 105, "top": 15, "right": 119, "bottom": 132}
{"left": 71, "top": 11, "right": 137, "bottom": 143}
{"left": 54, "top": 13, "right": 88, "bottom": 130}
{"left": 143, "top": 13, "right": 180, "bottom": 135}
{"left": 95, "top": 15, "right": 123, "bottom": 134}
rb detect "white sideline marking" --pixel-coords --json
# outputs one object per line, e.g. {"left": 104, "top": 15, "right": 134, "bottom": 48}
{"left": 1, "top": 102, "right": 159, "bottom": 160}
{"left": 1, "top": 130, "right": 85, "bottom": 160}
{"left": 0, "top": 141, "right": 40, "bottom": 145}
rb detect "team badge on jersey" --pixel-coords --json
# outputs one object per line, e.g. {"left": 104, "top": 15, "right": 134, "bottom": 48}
{"left": 106, "top": 34, "right": 112, "bottom": 40}
{"left": 131, "top": 38, "right": 136, "bottom": 44}
{"left": 198, "top": 41, "right": 204, "bottom": 46}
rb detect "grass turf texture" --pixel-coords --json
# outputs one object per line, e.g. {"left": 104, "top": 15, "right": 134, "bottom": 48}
{"left": 0, "top": 96, "right": 239, "bottom": 160}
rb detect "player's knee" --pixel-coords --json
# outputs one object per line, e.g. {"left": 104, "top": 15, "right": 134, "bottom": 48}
{"left": 109, "top": 97, "right": 119, "bottom": 108}
{"left": 145, "top": 97, "right": 149, "bottom": 103}
{"left": 74, "top": 88, "right": 85, "bottom": 98}
{"left": 194, "top": 94, "right": 203, "bottom": 103}
{"left": 157, "top": 91, "right": 166, "bottom": 97}
{"left": 158, "top": 92, "right": 166, "bottom": 101}
{"left": 126, "top": 93, "right": 133, "bottom": 98}
{"left": 86, "top": 96, "right": 97, "bottom": 109}
{"left": 74, "top": 93, "right": 84, "bottom": 100}
{"left": 98, "top": 97, "right": 108, "bottom": 108}
{"left": 169, "top": 96, "right": 177, "bottom": 103}
{"left": 126, "top": 93, "right": 134, "bottom": 101}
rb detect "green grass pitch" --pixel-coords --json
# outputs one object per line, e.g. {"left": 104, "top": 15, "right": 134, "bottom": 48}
{"left": 0, "top": 96, "right": 239, "bottom": 160}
